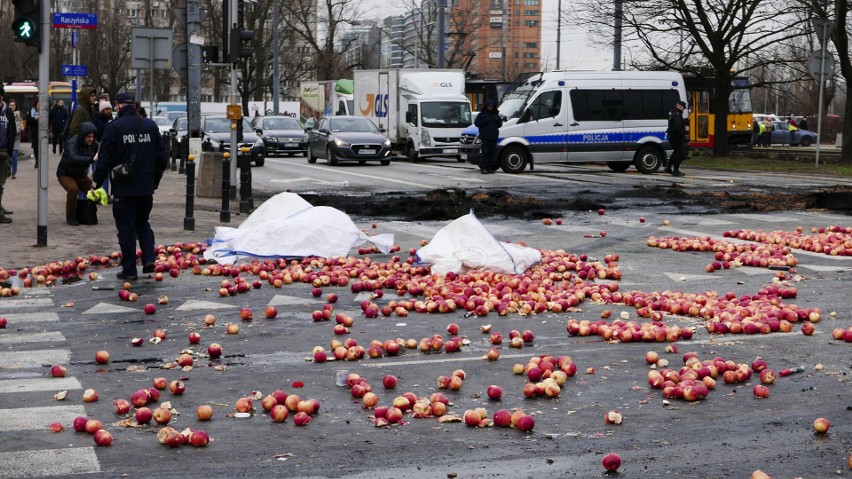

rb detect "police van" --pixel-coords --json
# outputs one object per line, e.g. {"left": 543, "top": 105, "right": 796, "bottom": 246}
{"left": 460, "top": 70, "right": 688, "bottom": 174}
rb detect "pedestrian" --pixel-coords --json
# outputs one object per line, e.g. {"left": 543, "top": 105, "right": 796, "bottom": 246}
{"left": 93, "top": 100, "right": 113, "bottom": 140}
{"left": 30, "top": 99, "right": 39, "bottom": 161}
{"left": 751, "top": 117, "right": 760, "bottom": 147}
{"left": 134, "top": 101, "right": 147, "bottom": 119}
{"left": 757, "top": 118, "right": 767, "bottom": 147}
{"left": 0, "top": 85, "right": 15, "bottom": 223}
{"left": 49, "top": 100, "right": 69, "bottom": 154}
{"left": 799, "top": 117, "right": 809, "bottom": 131}
{"left": 474, "top": 99, "right": 503, "bottom": 174}
{"left": 788, "top": 114, "right": 799, "bottom": 146}
{"left": 56, "top": 122, "right": 98, "bottom": 226}
{"left": 92, "top": 93, "right": 168, "bottom": 281}
{"left": 8, "top": 99, "right": 22, "bottom": 178}
{"left": 664, "top": 100, "right": 687, "bottom": 177}
{"left": 761, "top": 117, "right": 773, "bottom": 147}
{"left": 67, "top": 87, "right": 98, "bottom": 139}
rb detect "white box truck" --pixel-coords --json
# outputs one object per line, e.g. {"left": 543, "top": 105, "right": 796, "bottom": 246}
{"left": 353, "top": 69, "right": 472, "bottom": 161}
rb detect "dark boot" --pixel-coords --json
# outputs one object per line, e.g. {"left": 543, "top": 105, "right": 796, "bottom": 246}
{"left": 67, "top": 217, "right": 79, "bottom": 226}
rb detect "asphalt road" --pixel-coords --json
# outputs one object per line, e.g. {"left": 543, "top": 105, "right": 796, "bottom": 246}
{"left": 1, "top": 200, "right": 851, "bottom": 478}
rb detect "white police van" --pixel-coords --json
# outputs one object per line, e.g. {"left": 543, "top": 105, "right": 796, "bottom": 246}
{"left": 461, "top": 70, "right": 688, "bottom": 174}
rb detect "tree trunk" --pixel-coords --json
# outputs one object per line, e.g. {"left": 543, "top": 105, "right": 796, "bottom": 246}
{"left": 711, "top": 79, "right": 732, "bottom": 157}
{"left": 843, "top": 93, "right": 852, "bottom": 161}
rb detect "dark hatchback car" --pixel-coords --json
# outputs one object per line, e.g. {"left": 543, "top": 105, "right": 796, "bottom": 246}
{"left": 306, "top": 116, "right": 392, "bottom": 166}
{"left": 170, "top": 116, "right": 266, "bottom": 166}
{"left": 251, "top": 115, "right": 307, "bottom": 157}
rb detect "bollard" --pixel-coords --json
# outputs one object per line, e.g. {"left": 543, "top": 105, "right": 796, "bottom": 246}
{"left": 184, "top": 154, "right": 196, "bottom": 230}
{"left": 179, "top": 154, "right": 186, "bottom": 175}
{"left": 170, "top": 149, "right": 177, "bottom": 171}
{"left": 238, "top": 146, "right": 253, "bottom": 213}
{"left": 220, "top": 152, "right": 231, "bottom": 223}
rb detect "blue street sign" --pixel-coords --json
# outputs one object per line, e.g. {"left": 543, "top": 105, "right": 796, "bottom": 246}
{"left": 61, "top": 64, "right": 88, "bottom": 77}
{"left": 52, "top": 13, "right": 98, "bottom": 29}
{"left": 71, "top": 30, "right": 79, "bottom": 48}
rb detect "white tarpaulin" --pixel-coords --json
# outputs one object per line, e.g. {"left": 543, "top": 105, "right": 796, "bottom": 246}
{"left": 203, "top": 193, "right": 394, "bottom": 264}
{"left": 415, "top": 211, "right": 542, "bottom": 275}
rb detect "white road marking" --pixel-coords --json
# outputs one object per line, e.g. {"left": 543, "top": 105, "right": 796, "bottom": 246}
{"left": 175, "top": 299, "right": 238, "bottom": 311}
{"left": 0, "top": 405, "right": 87, "bottom": 432}
{"left": 267, "top": 294, "right": 321, "bottom": 307}
{"left": 0, "top": 447, "right": 100, "bottom": 478}
{"left": 0, "top": 350, "right": 70, "bottom": 370}
{"left": 81, "top": 303, "right": 140, "bottom": 315}
{"left": 797, "top": 264, "right": 852, "bottom": 272}
{"left": 270, "top": 161, "right": 424, "bottom": 188}
{"left": 360, "top": 352, "right": 532, "bottom": 368}
{"left": 0, "top": 377, "right": 82, "bottom": 394}
{"left": 0, "top": 298, "right": 54, "bottom": 311}
{"left": 0, "top": 332, "right": 65, "bottom": 344}
{"left": 663, "top": 272, "right": 718, "bottom": 282}
{"left": 0, "top": 312, "right": 60, "bottom": 323}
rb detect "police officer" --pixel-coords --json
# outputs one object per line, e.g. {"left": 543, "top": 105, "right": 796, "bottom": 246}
{"left": 92, "top": 93, "right": 168, "bottom": 281}
{"left": 474, "top": 99, "right": 503, "bottom": 174}
{"left": 665, "top": 100, "right": 687, "bottom": 177}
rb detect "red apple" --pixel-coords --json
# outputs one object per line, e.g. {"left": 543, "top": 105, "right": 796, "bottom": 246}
{"left": 94, "top": 350, "right": 109, "bottom": 364}
{"left": 813, "top": 417, "right": 830, "bottom": 434}
{"left": 188, "top": 332, "right": 201, "bottom": 344}
{"left": 264, "top": 306, "right": 278, "bottom": 319}
{"left": 196, "top": 404, "right": 214, "bottom": 420}
{"left": 382, "top": 375, "right": 398, "bottom": 389}
{"left": 51, "top": 364, "right": 67, "bottom": 378}
{"left": 602, "top": 453, "right": 621, "bottom": 472}
{"left": 486, "top": 385, "right": 502, "bottom": 400}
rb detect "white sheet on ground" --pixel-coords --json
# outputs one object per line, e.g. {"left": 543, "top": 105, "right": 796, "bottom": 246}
{"left": 416, "top": 211, "right": 541, "bottom": 275}
{"left": 203, "top": 192, "right": 394, "bottom": 264}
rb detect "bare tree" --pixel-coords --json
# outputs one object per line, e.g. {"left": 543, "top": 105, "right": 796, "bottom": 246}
{"left": 279, "top": 0, "right": 364, "bottom": 80}
{"left": 795, "top": 0, "right": 851, "bottom": 162}
{"left": 568, "top": 0, "right": 803, "bottom": 156}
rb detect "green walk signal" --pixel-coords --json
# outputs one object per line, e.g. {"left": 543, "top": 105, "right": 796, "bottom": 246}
{"left": 12, "top": 0, "right": 40, "bottom": 47}
{"left": 12, "top": 17, "right": 38, "bottom": 43}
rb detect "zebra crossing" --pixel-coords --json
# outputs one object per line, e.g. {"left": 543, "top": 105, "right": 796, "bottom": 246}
{"left": 0, "top": 297, "right": 101, "bottom": 478}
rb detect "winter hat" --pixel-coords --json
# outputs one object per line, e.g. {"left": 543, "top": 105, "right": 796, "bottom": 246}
{"left": 99, "top": 101, "right": 112, "bottom": 112}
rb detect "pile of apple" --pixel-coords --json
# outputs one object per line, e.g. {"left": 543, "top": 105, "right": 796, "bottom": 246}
{"left": 722, "top": 225, "right": 852, "bottom": 256}
{"left": 156, "top": 427, "right": 210, "bottom": 448}
{"left": 64, "top": 416, "right": 113, "bottom": 446}
{"left": 252, "top": 389, "right": 318, "bottom": 426}
{"left": 436, "top": 369, "right": 469, "bottom": 391}
{"left": 513, "top": 355, "right": 577, "bottom": 399}
{"left": 567, "top": 317, "right": 693, "bottom": 342}
{"left": 831, "top": 327, "right": 852, "bottom": 342}
{"left": 647, "top": 235, "right": 797, "bottom": 270}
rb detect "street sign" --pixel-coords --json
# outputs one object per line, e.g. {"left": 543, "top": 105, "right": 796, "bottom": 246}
{"left": 61, "top": 64, "right": 88, "bottom": 77}
{"left": 52, "top": 13, "right": 98, "bottom": 29}
{"left": 808, "top": 49, "right": 835, "bottom": 82}
{"left": 811, "top": 19, "right": 833, "bottom": 47}
{"left": 131, "top": 27, "right": 174, "bottom": 70}
{"left": 173, "top": 43, "right": 188, "bottom": 77}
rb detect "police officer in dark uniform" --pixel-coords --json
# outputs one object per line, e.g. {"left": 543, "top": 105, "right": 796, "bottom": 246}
{"left": 92, "top": 93, "right": 168, "bottom": 281}
{"left": 474, "top": 99, "right": 503, "bottom": 174}
{"left": 665, "top": 100, "right": 687, "bottom": 177}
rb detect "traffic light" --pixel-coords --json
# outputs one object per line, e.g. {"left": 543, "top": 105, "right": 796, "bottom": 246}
{"left": 226, "top": 0, "right": 254, "bottom": 64}
{"left": 12, "top": 0, "right": 40, "bottom": 48}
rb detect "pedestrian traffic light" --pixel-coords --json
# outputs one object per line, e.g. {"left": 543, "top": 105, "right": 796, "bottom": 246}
{"left": 227, "top": 0, "right": 254, "bottom": 64}
{"left": 12, "top": 0, "right": 40, "bottom": 48}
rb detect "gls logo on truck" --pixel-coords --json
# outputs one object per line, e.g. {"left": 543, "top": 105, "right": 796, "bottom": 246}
{"left": 427, "top": 82, "right": 453, "bottom": 88}
{"left": 359, "top": 93, "right": 390, "bottom": 118}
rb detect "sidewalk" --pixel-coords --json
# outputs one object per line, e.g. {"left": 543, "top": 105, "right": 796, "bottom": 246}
{"left": 1, "top": 143, "right": 249, "bottom": 271}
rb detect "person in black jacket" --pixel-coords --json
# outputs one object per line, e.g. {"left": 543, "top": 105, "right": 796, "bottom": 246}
{"left": 0, "top": 86, "right": 16, "bottom": 224}
{"left": 92, "top": 93, "right": 168, "bottom": 281}
{"left": 57, "top": 122, "right": 98, "bottom": 225}
{"left": 665, "top": 100, "right": 688, "bottom": 177}
{"left": 474, "top": 99, "right": 503, "bottom": 174}
{"left": 49, "top": 100, "right": 70, "bottom": 154}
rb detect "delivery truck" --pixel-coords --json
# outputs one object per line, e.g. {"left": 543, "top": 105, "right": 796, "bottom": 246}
{"left": 353, "top": 69, "right": 472, "bottom": 162}
{"left": 299, "top": 80, "right": 354, "bottom": 127}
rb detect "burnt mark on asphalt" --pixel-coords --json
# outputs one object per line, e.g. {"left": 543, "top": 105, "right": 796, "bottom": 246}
{"left": 267, "top": 185, "right": 852, "bottom": 221}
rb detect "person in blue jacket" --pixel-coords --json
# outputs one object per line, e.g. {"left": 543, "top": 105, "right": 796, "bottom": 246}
{"left": 474, "top": 99, "right": 503, "bottom": 174}
{"left": 91, "top": 93, "right": 168, "bottom": 281}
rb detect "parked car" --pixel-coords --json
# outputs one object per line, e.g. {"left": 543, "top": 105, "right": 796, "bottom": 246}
{"left": 306, "top": 116, "right": 392, "bottom": 166}
{"left": 769, "top": 121, "right": 817, "bottom": 147}
{"left": 251, "top": 115, "right": 307, "bottom": 157}
{"left": 200, "top": 116, "right": 266, "bottom": 166}
{"left": 161, "top": 110, "right": 187, "bottom": 123}
{"left": 152, "top": 116, "right": 172, "bottom": 139}
{"left": 169, "top": 116, "right": 266, "bottom": 166}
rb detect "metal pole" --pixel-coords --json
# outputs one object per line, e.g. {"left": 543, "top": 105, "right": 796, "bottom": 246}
{"left": 815, "top": 29, "right": 829, "bottom": 167}
{"left": 272, "top": 0, "right": 280, "bottom": 115}
{"left": 239, "top": 150, "right": 252, "bottom": 213}
{"left": 556, "top": 0, "right": 561, "bottom": 70}
{"left": 149, "top": 36, "right": 155, "bottom": 115}
{"left": 613, "top": 0, "right": 622, "bottom": 71}
{"left": 220, "top": 152, "right": 231, "bottom": 222}
{"left": 437, "top": 0, "right": 445, "bottom": 68}
{"left": 187, "top": 0, "right": 202, "bottom": 176}
{"left": 135, "top": 15, "right": 141, "bottom": 100}
{"left": 230, "top": 67, "right": 238, "bottom": 199}
{"left": 36, "top": 0, "right": 50, "bottom": 247}
{"left": 184, "top": 155, "right": 196, "bottom": 230}
{"left": 501, "top": 0, "right": 507, "bottom": 80}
